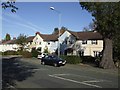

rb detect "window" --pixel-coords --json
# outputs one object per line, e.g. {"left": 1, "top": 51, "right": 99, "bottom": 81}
{"left": 36, "top": 37, "right": 38, "bottom": 40}
{"left": 30, "top": 41, "right": 32, "bottom": 44}
{"left": 82, "top": 40, "right": 87, "bottom": 44}
{"left": 79, "top": 50, "right": 84, "bottom": 56}
{"left": 93, "top": 51, "right": 100, "bottom": 57}
{"left": 37, "top": 47, "right": 41, "bottom": 52}
{"left": 91, "top": 40, "right": 97, "bottom": 45}
{"left": 39, "top": 42, "right": 41, "bottom": 45}
{"left": 48, "top": 42, "right": 50, "bottom": 45}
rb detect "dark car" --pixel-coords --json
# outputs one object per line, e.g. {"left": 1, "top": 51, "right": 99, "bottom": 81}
{"left": 41, "top": 55, "right": 66, "bottom": 67}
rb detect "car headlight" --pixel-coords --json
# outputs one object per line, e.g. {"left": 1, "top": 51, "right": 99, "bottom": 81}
{"left": 59, "top": 61, "right": 62, "bottom": 63}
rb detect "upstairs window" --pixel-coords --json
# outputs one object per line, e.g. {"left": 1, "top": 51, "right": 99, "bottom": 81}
{"left": 48, "top": 42, "right": 50, "bottom": 45}
{"left": 82, "top": 40, "right": 87, "bottom": 44}
{"left": 91, "top": 40, "right": 97, "bottom": 45}
{"left": 39, "top": 42, "right": 41, "bottom": 45}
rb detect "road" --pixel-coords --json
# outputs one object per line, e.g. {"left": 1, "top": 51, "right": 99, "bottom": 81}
{"left": 2, "top": 57, "right": 119, "bottom": 89}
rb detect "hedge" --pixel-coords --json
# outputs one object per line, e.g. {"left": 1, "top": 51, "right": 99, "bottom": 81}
{"left": 2, "top": 51, "right": 18, "bottom": 55}
{"left": 2, "top": 50, "right": 32, "bottom": 58}
{"left": 60, "top": 55, "right": 82, "bottom": 64}
{"left": 21, "top": 51, "right": 32, "bottom": 58}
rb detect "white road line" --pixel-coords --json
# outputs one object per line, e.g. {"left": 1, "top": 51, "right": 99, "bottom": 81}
{"left": 53, "top": 74, "right": 70, "bottom": 76}
{"left": 6, "top": 83, "right": 17, "bottom": 89}
{"left": 83, "top": 80, "right": 104, "bottom": 83}
{"left": 49, "top": 75, "right": 102, "bottom": 88}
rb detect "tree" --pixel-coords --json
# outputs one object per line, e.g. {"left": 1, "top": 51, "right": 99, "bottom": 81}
{"left": 52, "top": 27, "right": 59, "bottom": 34}
{"left": 16, "top": 34, "right": 27, "bottom": 51}
{"left": 82, "top": 22, "right": 96, "bottom": 32}
{"left": 80, "top": 2, "right": 120, "bottom": 69}
{"left": 83, "top": 26, "right": 89, "bottom": 32}
{"left": 44, "top": 46, "right": 49, "bottom": 53}
{"left": 1, "top": 0, "right": 18, "bottom": 13}
{"left": 4, "top": 33, "right": 11, "bottom": 41}
{"left": 61, "top": 26, "right": 68, "bottom": 30}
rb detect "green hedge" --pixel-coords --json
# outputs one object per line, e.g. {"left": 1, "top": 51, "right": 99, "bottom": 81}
{"left": 2, "top": 51, "right": 18, "bottom": 55}
{"left": 31, "top": 49, "right": 39, "bottom": 58}
{"left": 21, "top": 51, "right": 32, "bottom": 58}
{"left": 80, "top": 56, "right": 95, "bottom": 63}
{"left": 60, "top": 55, "right": 82, "bottom": 64}
{"left": 2, "top": 50, "right": 32, "bottom": 58}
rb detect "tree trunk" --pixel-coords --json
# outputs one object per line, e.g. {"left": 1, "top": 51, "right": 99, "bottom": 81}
{"left": 99, "top": 38, "right": 116, "bottom": 69}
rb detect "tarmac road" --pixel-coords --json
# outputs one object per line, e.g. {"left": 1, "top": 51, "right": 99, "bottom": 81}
{"left": 2, "top": 57, "right": 119, "bottom": 89}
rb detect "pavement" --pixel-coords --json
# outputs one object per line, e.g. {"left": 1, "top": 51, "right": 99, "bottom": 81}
{"left": 2, "top": 57, "right": 119, "bottom": 89}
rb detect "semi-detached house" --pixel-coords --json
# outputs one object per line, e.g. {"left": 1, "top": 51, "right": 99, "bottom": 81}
{"left": 0, "top": 30, "right": 103, "bottom": 57}
{"left": 0, "top": 39, "right": 19, "bottom": 52}
{"left": 30, "top": 32, "right": 59, "bottom": 54}
{"left": 63, "top": 30, "right": 103, "bottom": 57}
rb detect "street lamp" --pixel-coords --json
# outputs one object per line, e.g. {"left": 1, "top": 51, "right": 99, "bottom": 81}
{"left": 50, "top": 6, "right": 61, "bottom": 57}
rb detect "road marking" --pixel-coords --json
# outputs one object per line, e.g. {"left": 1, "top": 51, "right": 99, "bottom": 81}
{"left": 33, "top": 68, "right": 48, "bottom": 71}
{"left": 53, "top": 73, "right": 70, "bottom": 76}
{"left": 6, "top": 83, "right": 17, "bottom": 89}
{"left": 83, "top": 80, "right": 104, "bottom": 83}
{"left": 49, "top": 75, "right": 102, "bottom": 88}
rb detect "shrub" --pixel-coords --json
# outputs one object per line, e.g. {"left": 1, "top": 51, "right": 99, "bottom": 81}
{"left": 2, "top": 51, "right": 18, "bottom": 55}
{"left": 60, "top": 55, "right": 82, "bottom": 64}
{"left": 22, "top": 51, "right": 32, "bottom": 58}
{"left": 80, "top": 56, "right": 95, "bottom": 63}
{"left": 0, "top": 52, "right": 2, "bottom": 55}
{"left": 31, "top": 49, "right": 39, "bottom": 58}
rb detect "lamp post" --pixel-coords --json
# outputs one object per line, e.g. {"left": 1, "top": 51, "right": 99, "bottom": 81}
{"left": 50, "top": 6, "right": 61, "bottom": 57}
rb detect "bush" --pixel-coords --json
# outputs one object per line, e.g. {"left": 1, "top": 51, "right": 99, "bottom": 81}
{"left": 60, "top": 55, "right": 82, "bottom": 64}
{"left": 0, "top": 52, "right": 2, "bottom": 55}
{"left": 31, "top": 49, "right": 39, "bottom": 58}
{"left": 2, "top": 51, "right": 18, "bottom": 55}
{"left": 22, "top": 51, "right": 32, "bottom": 58}
{"left": 80, "top": 56, "right": 95, "bottom": 63}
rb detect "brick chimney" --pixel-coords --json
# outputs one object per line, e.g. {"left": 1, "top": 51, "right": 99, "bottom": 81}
{"left": 35, "top": 32, "right": 40, "bottom": 35}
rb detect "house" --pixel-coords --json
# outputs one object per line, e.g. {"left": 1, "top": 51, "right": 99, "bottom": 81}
{"left": 30, "top": 32, "right": 59, "bottom": 54}
{"left": 64, "top": 30, "right": 103, "bottom": 57}
{"left": 0, "top": 36, "right": 35, "bottom": 52}
{"left": 0, "top": 29, "right": 103, "bottom": 58}
{"left": 0, "top": 39, "right": 19, "bottom": 52}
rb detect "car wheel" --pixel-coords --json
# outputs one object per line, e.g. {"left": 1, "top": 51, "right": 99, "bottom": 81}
{"left": 41, "top": 61, "right": 45, "bottom": 65}
{"left": 53, "top": 63, "right": 58, "bottom": 67}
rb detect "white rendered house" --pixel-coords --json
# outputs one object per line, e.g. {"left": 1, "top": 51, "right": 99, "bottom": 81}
{"left": 0, "top": 40, "right": 19, "bottom": 52}
{"left": 64, "top": 30, "right": 103, "bottom": 57}
{"left": 30, "top": 32, "right": 58, "bottom": 54}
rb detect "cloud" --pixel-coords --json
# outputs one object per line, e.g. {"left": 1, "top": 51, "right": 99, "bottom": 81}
{"left": 2, "top": 12, "right": 46, "bottom": 32}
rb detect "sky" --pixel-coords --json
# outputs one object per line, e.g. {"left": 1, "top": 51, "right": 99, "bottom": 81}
{"left": 1, "top": 2, "right": 94, "bottom": 39}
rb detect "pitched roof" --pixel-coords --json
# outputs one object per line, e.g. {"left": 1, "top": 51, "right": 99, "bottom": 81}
{"left": 26, "top": 36, "right": 35, "bottom": 42}
{"left": 39, "top": 34, "right": 58, "bottom": 41}
{"left": 1, "top": 40, "right": 16, "bottom": 44}
{"left": 68, "top": 31, "right": 103, "bottom": 40}
{"left": 36, "top": 29, "right": 66, "bottom": 41}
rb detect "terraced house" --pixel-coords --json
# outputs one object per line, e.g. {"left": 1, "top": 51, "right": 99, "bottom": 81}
{"left": 0, "top": 30, "right": 103, "bottom": 57}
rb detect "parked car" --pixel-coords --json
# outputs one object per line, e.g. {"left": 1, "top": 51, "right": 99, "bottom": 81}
{"left": 37, "top": 53, "right": 48, "bottom": 59}
{"left": 41, "top": 55, "right": 66, "bottom": 67}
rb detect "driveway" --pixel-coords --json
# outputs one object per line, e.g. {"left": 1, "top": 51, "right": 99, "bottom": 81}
{"left": 2, "top": 57, "right": 119, "bottom": 89}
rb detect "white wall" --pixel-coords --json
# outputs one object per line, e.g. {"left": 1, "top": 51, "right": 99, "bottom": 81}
{"left": 59, "top": 31, "right": 71, "bottom": 44}
{"left": 0, "top": 44, "right": 19, "bottom": 52}
{"left": 75, "top": 40, "right": 103, "bottom": 57}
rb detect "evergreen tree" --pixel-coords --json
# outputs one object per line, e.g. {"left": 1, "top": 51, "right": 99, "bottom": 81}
{"left": 5, "top": 33, "right": 11, "bottom": 41}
